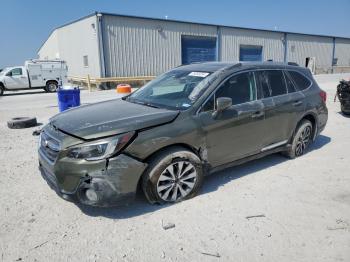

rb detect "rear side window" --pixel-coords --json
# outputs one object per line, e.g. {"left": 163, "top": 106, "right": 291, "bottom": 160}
{"left": 257, "top": 70, "right": 287, "bottom": 98}
{"left": 288, "top": 71, "right": 311, "bottom": 90}
{"left": 216, "top": 72, "right": 256, "bottom": 105}
{"left": 283, "top": 71, "right": 297, "bottom": 93}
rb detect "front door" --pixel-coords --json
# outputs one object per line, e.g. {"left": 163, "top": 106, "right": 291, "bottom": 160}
{"left": 198, "top": 71, "right": 266, "bottom": 167}
{"left": 4, "top": 67, "right": 29, "bottom": 89}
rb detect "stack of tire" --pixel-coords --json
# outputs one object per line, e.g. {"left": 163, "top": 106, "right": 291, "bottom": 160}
{"left": 336, "top": 79, "right": 350, "bottom": 115}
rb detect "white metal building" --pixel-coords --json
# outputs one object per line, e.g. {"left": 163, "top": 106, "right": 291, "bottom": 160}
{"left": 38, "top": 12, "right": 350, "bottom": 78}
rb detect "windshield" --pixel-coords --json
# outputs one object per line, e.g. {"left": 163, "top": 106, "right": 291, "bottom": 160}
{"left": 126, "top": 70, "right": 213, "bottom": 110}
{"left": 0, "top": 68, "right": 8, "bottom": 76}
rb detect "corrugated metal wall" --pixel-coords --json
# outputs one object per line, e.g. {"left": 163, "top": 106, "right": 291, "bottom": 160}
{"left": 335, "top": 38, "right": 350, "bottom": 66}
{"left": 39, "top": 15, "right": 102, "bottom": 77}
{"left": 40, "top": 14, "right": 350, "bottom": 78}
{"left": 38, "top": 31, "right": 59, "bottom": 60}
{"left": 102, "top": 15, "right": 217, "bottom": 77}
{"left": 220, "top": 27, "right": 285, "bottom": 62}
{"left": 287, "top": 34, "right": 333, "bottom": 72}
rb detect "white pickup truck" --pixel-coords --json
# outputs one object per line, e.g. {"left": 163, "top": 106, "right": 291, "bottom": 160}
{"left": 0, "top": 60, "right": 67, "bottom": 96}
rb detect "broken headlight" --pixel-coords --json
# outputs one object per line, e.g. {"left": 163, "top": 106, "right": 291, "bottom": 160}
{"left": 67, "top": 131, "right": 135, "bottom": 161}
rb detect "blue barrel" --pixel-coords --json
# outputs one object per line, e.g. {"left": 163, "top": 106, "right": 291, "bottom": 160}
{"left": 57, "top": 87, "right": 80, "bottom": 112}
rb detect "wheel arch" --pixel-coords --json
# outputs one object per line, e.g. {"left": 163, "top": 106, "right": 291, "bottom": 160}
{"left": 46, "top": 79, "right": 58, "bottom": 86}
{"left": 136, "top": 143, "right": 202, "bottom": 193}
{"left": 143, "top": 143, "right": 201, "bottom": 164}
{"left": 296, "top": 112, "right": 318, "bottom": 141}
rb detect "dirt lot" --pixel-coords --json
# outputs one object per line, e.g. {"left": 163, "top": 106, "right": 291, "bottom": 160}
{"left": 1, "top": 74, "right": 350, "bottom": 262}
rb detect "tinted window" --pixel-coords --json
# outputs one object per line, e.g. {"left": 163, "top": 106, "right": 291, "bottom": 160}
{"left": 216, "top": 72, "right": 256, "bottom": 105}
{"left": 257, "top": 70, "right": 287, "bottom": 97}
{"left": 258, "top": 71, "right": 271, "bottom": 98}
{"left": 284, "top": 71, "right": 297, "bottom": 93}
{"left": 289, "top": 71, "right": 311, "bottom": 90}
{"left": 201, "top": 95, "right": 215, "bottom": 112}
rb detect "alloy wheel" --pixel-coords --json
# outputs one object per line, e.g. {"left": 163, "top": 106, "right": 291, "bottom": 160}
{"left": 156, "top": 161, "right": 197, "bottom": 202}
{"left": 295, "top": 125, "right": 312, "bottom": 156}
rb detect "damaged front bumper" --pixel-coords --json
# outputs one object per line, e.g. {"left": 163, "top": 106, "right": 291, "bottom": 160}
{"left": 38, "top": 150, "right": 148, "bottom": 207}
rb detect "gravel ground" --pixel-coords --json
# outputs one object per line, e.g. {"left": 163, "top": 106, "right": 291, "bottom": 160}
{"left": 0, "top": 74, "right": 350, "bottom": 262}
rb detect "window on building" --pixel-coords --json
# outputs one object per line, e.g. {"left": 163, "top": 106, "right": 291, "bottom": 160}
{"left": 83, "top": 55, "right": 89, "bottom": 67}
{"left": 288, "top": 71, "right": 311, "bottom": 91}
{"left": 239, "top": 45, "right": 263, "bottom": 61}
{"left": 216, "top": 72, "right": 256, "bottom": 105}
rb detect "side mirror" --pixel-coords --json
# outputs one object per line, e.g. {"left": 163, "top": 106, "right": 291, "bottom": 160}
{"left": 6, "top": 72, "right": 12, "bottom": 77}
{"left": 212, "top": 97, "right": 232, "bottom": 119}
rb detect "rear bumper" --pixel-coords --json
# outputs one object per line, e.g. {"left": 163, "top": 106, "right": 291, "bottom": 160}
{"left": 38, "top": 151, "right": 148, "bottom": 207}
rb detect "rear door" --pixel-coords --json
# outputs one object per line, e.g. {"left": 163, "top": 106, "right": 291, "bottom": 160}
{"left": 3, "top": 67, "right": 29, "bottom": 89}
{"left": 198, "top": 71, "right": 266, "bottom": 167}
{"left": 256, "top": 70, "right": 305, "bottom": 149}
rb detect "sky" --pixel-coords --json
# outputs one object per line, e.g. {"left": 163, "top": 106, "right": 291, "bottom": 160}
{"left": 0, "top": 0, "right": 349, "bottom": 68}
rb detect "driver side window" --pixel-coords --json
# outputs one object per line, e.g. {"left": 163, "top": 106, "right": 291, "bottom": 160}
{"left": 10, "top": 68, "right": 23, "bottom": 76}
{"left": 201, "top": 72, "right": 256, "bottom": 113}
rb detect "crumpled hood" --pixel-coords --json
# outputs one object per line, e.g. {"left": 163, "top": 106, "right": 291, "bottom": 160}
{"left": 50, "top": 98, "right": 179, "bottom": 140}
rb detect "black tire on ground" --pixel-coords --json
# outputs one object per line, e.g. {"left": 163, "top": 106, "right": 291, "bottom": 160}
{"left": 0, "top": 85, "right": 4, "bottom": 96}
{"left": 142, "top": 147, "right": 204, "bottom": 205}
{"left": 7, "top": 117, "right": 38, "bottom": 129}
{"left": 341, "top": 104, "right": 350, "bottom": 115}
{"left": 45, "top": 81, "right": 58, "bottom": 93}
{"left": 282, "top": 119, "right": 313, "bottom": 159}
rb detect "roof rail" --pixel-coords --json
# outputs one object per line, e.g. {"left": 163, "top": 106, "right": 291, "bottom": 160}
{"left": 225, "top": 63, "right": 242, "bottom": 70}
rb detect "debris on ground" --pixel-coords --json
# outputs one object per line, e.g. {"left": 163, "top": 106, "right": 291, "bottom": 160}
{"left": 32, "top": 129, "right": 41, "bottom": 136}
{"left": 7, "top": 117, "right": 38, "bottom": 129}
{"left": 161, "top": 220, "right": 175, "bottom": 230}
{"left": 199, "top": 251, "right": 221, "bottom": 258}
{"left": 245, "top": 214, "right": 266, "bottom": 219}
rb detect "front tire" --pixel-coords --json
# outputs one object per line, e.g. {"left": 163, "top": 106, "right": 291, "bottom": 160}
{"left": 0, "top": 85, "right": 4, "bottom": 96}
{"left": 142, "top": 147, "right": 204, "bottom": 205}
{"left": 283, "top": 119, "right": 313, "bottom": 159}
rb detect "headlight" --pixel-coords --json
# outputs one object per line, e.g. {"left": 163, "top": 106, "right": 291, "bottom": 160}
{"left": 67, "top": 131, "right": 135, "bottom": 161}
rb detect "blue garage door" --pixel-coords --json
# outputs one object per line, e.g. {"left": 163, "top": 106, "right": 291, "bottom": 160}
{"left": 239, "top": 45, "right": 263, "bottom": 61}
{"left": 182, "top": 36, "right": 217, "bottom": 64}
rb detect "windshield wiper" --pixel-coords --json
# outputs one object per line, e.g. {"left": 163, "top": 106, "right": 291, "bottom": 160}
{"left": 128, "top": 98, "right": 160, "bottom": 108}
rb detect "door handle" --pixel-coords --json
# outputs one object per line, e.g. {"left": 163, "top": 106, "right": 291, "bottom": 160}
{"left": 251, "top": 111, "right": 264, "bottom": 118}
{"left": 293, "top": 100, "right": 303, "bottom": 106}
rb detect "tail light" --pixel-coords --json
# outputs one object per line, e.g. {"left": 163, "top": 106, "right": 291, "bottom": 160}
{"left": 319, "top": 90, "right": 327, "bottom": 103}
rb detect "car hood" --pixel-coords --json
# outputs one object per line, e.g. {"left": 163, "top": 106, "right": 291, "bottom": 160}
{"left": 50, "top": 98, "right": 179, "bottom": 140}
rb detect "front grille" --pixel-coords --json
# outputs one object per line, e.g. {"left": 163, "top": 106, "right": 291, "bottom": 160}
{"left": 39, "top": 164, "right": 59, "bottom": 192}
{"left": 40, "top": 131, "right": 61, "bottom": 163}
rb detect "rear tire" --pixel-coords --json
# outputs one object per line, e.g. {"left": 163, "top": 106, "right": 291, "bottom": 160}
{"left": 142, "top": 147, "right": 203, "bottom": 205}
{"left": 283, "top": 119, "right": 313, "bottom": 159}
{"left": 0, "top": 85, "right": 4, "bottom": 96}
{"left": 45, "top": 81, "right": 58, "bottom": 93}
